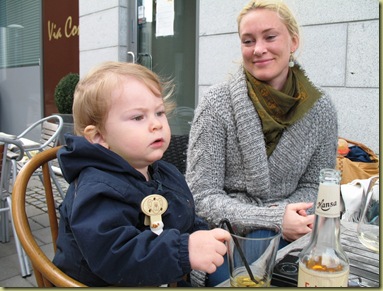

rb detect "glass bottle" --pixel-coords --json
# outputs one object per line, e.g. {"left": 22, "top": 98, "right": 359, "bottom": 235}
{"left": 297, "top": 168, "right": 349, "bottom": 287}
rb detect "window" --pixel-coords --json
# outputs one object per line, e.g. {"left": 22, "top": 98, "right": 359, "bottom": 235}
{"left": 0, "top": 0, "right": 41, "bottom": 68}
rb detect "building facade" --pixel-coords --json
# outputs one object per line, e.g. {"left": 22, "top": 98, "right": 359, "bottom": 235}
{"left": 197, "top": 0, "right": 380, "bottom": 152}
{"left": 0, "top": 0, "right": 380, "bottom": 152}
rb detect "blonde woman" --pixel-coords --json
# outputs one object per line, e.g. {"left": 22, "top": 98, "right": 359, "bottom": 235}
{"left": 186, "top": 0, "right": 338, "bottom": 286}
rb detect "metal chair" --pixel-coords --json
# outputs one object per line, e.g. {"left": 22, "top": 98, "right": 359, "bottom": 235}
{"left": 9, "top": 115, "right": 65, "bottom": 198}
{"left": 0, "top": 115, "right": 64, "bottom": 277}
{"left": 162, "top": 135, "right": 189, "bottom": 174}
{"left": 0, "top": 133, "right": 31, "bottom": 277}
{"left": 12, "top": 146, "right": 86, "bottom": 287}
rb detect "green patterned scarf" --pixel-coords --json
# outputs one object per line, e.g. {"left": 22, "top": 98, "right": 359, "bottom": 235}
{"left": 245, "top": 65, "right": 321, "bottom": 156}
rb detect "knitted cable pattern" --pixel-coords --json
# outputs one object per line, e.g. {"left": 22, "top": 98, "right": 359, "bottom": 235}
{"left": 186, "top": 66, "right": 338, "bottom": 230}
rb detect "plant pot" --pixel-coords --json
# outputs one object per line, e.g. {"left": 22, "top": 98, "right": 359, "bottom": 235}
{"left": 57, "top": 113, "right": 74, "bottom": 145}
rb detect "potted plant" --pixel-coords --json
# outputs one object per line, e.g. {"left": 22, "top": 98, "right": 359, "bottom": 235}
{"left": 54, "top": 73, "right": 79, "bottom": 145}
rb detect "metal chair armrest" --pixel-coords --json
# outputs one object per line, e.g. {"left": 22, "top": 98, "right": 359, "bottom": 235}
{"left": 0, "top": 135, "right": 25, "bottom": 161}
{"left": 16, "top": 115, "right": 64, "bottom": 151}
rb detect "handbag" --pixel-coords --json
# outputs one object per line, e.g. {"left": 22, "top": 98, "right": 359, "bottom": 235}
{"left": 336, "top": 137, "right": 379, "bottom": 184}
{"left": 340, "top": 177, "right": 379, "bottom": 222}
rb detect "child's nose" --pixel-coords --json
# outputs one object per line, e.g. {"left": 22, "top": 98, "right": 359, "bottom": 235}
{"left": 150, "top": 116, "right": 163, "bottom": 131}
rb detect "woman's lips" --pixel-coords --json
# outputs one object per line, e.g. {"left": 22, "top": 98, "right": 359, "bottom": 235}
{"left": 253, "top": 58, "right": 273, "bottom": 66}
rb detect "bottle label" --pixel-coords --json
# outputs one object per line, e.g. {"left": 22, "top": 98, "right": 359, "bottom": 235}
{"left": 298, "top": 262, "right": 349, "bottom": 287}
{"left": 315, "top": 184, "right": 340, "bottom": 217}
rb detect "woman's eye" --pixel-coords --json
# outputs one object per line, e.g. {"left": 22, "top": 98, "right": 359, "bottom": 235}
{"left": 242, "top": 39, "right": 253, "bottom": 45}
{"left": 266, "top": 35, "right": 276, "bottom": 40}
{"left": 157, "top": 111, "right": 166, "bottom": 117}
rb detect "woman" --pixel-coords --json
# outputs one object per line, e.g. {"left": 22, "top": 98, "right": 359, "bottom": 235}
{"left": 186, "top": 0, "right": 338, "bottom": 286}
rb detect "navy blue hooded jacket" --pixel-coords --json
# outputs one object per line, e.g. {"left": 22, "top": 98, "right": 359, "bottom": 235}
{"left": 52, "top": 135, "right": 208, "bottom": 286}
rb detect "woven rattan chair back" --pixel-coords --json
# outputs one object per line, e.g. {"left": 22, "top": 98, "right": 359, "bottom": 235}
{"left": 162, "top": 135, "right": 189, "bottom": 174}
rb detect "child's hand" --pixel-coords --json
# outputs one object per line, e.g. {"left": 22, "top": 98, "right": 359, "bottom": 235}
{"left": 188, "top": 228, "right": 231, "bottom": 274}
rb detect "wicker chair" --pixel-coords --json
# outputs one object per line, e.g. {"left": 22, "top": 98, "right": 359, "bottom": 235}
{"left": 162, "top": 135, "right": 189, "bottom": 174}
{"left": 11, "top": 146, "right": 86, "bottom": 287}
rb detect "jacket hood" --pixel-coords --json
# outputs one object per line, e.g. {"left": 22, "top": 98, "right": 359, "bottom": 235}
{"left": 58, "top": 134, "right": 146, "bottom": 183}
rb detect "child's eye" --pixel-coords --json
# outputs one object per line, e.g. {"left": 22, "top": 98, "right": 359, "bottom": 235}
{"left": 157, "top": 111, "right": 166, "bottom": 117}
{"left": 133, "top": 115, "right": 144, "bottom": 121}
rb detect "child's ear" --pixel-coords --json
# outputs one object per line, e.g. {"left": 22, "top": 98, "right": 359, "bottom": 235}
{"left": 83, "top": 125, "right": 109, "bottom": 148}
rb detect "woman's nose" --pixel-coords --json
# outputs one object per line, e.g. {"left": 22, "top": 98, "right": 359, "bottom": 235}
{"left": 253, "top": 42, "right": 266, "bottom": 56}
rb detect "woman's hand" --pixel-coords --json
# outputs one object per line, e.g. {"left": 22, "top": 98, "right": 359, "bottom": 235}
{"left": 189, "top": 228, "right": 231, "bottom": 274}
{"left": 282, "top": 202, "right": 315, "bottom": 242}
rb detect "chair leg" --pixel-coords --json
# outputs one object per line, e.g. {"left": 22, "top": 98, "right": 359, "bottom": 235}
{"left": 48, "top": 162, "right": 65, "bottom": 199}
{"left": 6, "top": 197, "right": 32, "bottom": 277}
{"left": 0, "top": 199, "right": 10, "bottom": 242}
{"left": 36, "top": 163, "right": 65, "bottom": 199}
{"left": 0, "top": 160, "right": 11, "bottom": 243}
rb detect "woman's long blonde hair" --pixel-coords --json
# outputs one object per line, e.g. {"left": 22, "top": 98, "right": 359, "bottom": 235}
{"left": 237, "top": 0, "right": 300, "bottom": 40}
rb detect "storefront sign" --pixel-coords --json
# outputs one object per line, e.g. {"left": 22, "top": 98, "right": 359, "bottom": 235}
{"left": 42, "top": 0, "right": 79, "bottom": 116}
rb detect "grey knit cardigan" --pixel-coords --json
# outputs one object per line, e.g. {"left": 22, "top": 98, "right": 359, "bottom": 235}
{"left": 186, "top": 67, "right": 338, "bottom": 229}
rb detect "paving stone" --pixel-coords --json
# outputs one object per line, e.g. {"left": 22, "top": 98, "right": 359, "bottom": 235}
{"left": 0, "top": 174, "right": 68, "bottom": 286}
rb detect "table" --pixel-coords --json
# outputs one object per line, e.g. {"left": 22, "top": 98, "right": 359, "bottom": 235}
{"left": 217, "top": 220, "right": 379, "bottom": 287}
{"left": 341, "top": 221, "right": 380, "bottom": 287}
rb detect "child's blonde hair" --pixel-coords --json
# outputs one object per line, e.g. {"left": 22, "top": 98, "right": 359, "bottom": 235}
{"left": 237, "top": 0, "right": 300, "bottom": 40}
{"left": 73, "top": 61, "right": 175, "bottom": 135}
